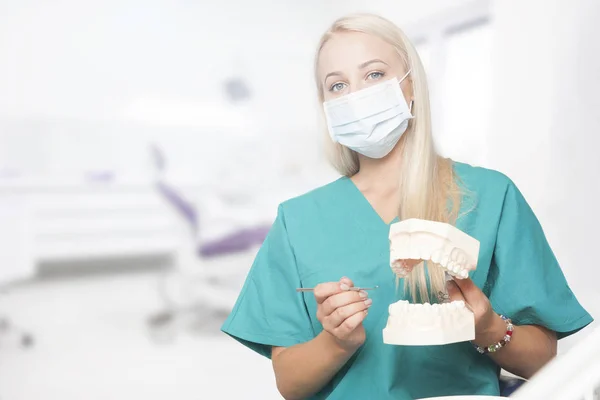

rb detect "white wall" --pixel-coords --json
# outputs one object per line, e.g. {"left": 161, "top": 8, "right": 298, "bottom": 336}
{"left": 321, "top": 0, "right": 482, "bottom": 26}
{"left": 0, "top": 0, "right": 322, "bottom": 125}
{"left": 0, "top": 0, "right": 334, "bottom": 184}
{"left": 487, "top": 0, "right": 600, "bottom": 342}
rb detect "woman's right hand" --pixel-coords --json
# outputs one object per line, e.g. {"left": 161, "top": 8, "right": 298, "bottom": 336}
{"left": 313, "top": 277, "right": 371, "bottom": 351}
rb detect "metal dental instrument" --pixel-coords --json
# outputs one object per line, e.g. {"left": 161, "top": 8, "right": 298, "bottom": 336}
{"left": 296, "top": 285, "right": 379, "bottom": 292}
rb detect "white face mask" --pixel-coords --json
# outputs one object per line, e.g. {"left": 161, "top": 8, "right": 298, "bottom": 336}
{"left": 323, "top": 69, "right": 413, "bottom": 159}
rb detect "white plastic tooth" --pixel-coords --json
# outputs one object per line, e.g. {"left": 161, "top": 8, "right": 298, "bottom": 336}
{"left": 423, "top": 304, "right": 431, "bottom": 315}
{"left": 450, "top": 247, "right": 460, "bottom": 262}
{"left": 397, "top": 233, "right": 406, "bottom": 258}
{"left": 430, "top": 248, "right": 442, "bottom": 264}
{"left": 391, "top": 248, "right": 402, "bottom": 263}
{"left": 393, "top": 234, "right": 406, "bottom": 260}
{"left": 402, "top": 301, "right": 409, "bottom": 312}
{"left": 440, "top": 251, "right": 451, "bottom": 269}
{"left": 453, "top": 260, "right": 460, "bottom": 270}
{"left": 396, "top": 248, "right": 409, "bottom": 262}
{"left": 395, "top": 301, "right": 405, "bottom": 314}
{"left": 409, "top": 244, "right": 420, "bottom": 260}
{"left": 446, "top": 261, "right": 455, "bottom": 273}
{"left": 459, "top": 269, "right": 468, "bottom": 279}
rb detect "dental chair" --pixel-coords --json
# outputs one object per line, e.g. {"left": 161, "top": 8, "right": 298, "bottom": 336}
{"left": 0, "top": 294, "right": 34, "bottom": 349}
{"left": 146, "top": 145, "right": 271, "bottom": 339}
{"left": 0, "top": 193, "right": 35, "bottom": 349}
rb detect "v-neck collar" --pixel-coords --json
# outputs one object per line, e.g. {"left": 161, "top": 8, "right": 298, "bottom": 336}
{"left": 342, "top": 176, "right": 400, "bottom": 229}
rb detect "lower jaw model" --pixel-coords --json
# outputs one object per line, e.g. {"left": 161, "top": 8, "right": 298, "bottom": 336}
{"left": 382, "top": 300, "right": 475, "bottom": 345}
{"left": 383, "top": 219, "right": 480, "bottom": 346}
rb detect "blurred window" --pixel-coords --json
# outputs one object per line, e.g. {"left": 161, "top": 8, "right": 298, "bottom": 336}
{"left": 411, "top": 7, "right": 492, "bottom": 166}
{"left": 438, "top": 22, "right": 492, "bottom": 166}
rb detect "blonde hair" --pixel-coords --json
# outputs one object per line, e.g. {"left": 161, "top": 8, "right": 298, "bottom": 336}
{"left": 314, "top": 13, "right": 462, "bottom": 303}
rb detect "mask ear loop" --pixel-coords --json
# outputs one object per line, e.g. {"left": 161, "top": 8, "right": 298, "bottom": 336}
{"left": 398, "top": 68, "right": 412, "bottom": 83}
{"left": 398, "top": 68, "right": 414, "bottom": 115}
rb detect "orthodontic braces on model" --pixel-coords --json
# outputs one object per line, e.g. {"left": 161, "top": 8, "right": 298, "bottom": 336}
{"left": 383, "top": 218, "right": 481, "bottom": 346}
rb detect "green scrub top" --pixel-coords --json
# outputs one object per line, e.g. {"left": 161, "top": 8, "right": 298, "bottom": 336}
{"left": 221, "top": 161, "right": 593, "bottom": 399}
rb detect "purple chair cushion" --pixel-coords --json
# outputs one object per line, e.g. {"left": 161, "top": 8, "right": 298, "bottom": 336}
{"left": 199, "top": 225, "right": 270, "bottom": 258}
{"left": 156, "top": 181, "right": 270, "bottom": 258}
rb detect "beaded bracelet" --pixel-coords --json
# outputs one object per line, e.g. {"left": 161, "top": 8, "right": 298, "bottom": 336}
{"left": 473, "top": 315, "right": 514, "bottom": 354}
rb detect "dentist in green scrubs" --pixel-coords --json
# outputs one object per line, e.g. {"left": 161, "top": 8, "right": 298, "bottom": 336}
{"left": 221, "top": 13, "right": 593, "bottom": 400}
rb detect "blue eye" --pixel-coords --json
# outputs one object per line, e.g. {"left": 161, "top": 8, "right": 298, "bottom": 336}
{"left": 367, "top": 71, "right": 384, "bottom": 80}
{"left": 330, "top": 82, "right": 346, "bottom": 92}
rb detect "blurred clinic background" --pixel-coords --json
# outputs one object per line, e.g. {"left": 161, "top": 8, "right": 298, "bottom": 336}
{"left": 1, "top": 0, "right": 599, "bottom": 399}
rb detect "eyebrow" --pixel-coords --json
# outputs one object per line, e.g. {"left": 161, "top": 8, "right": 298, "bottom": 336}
{"left": 358, "top": 59, "right": 389, "bottom": 69}
{"left": 324, "top": 71, "right": 343, "bottom": 82}
{"left": 323, "top": 59, "right": 390, "bottom": 83}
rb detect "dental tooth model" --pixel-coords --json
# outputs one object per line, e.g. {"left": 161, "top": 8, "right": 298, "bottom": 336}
{"left": 389, "top": 218, "right": 480, "bottom": 280}
{"left": 382, "top": 300, "right": 475, "bottom": 345}
{"left": 383, "top": 219, "right": 481, "bottom": 346}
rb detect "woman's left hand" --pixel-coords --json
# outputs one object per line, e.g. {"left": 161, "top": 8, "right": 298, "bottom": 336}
{"left": 446, "top": 277, "right": 505, "bottom": 346}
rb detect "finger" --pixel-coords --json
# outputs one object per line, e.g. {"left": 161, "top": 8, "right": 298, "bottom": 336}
{"left": 321, "top": 290, "right": 367, "bottom": 316}
{"left": 446, "top": 280, "right": 466, "bottom": 303}
{"left": 334, "top": 309, "right": 368, "bottom": 339}
{"left": 391, "top": 260, "right": 409, "bottom": 277}
{"left": 340, "top": 276, "right": 354, "bottom": 290}
{"left": 452, "top": 277, "right": 482, "bottom": 303}
{"left": 326, "top": 297, "right": 372, "bottom": 329}
{"left": 391, "top": 259, "right": 421, "bottom": 277}
{"left": 313, "top": 282, "right": 346, "bottom": 304}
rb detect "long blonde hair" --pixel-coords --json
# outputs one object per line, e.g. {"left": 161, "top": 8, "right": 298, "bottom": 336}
{"left": 314, "top": 13, "right": 462, "bottom": 303}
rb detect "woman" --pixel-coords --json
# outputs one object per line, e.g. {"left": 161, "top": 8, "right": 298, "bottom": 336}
{"left": 221, "top": 13, "right": 593, "bottom": 399}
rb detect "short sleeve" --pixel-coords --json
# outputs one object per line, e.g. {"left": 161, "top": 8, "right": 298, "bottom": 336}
{"left": 488, "top": 181, "right": 593, "bottom": 339}
{"left": 220, "top": 204, "right": 315, "bottom": 358}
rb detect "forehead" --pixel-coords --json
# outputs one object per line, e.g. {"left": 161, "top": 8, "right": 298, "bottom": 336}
{"left": 317, "top": 31, "right": 399, "bottom": 76}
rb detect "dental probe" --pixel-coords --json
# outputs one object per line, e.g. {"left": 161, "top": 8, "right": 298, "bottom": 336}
{"left": 296, "top": 285, "right": 379, "bottom": 292}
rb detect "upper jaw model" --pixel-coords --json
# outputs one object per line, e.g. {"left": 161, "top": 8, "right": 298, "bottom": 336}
{"left": 383, "top": 218, "right": 481, "bottom": 346}
{"left": 389, "top": 218, "right": 480, "bottom": 280}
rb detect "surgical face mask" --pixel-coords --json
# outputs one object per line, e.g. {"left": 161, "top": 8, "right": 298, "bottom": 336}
{"left": 323, "top": 70, "right": 413, "bottom": 159}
